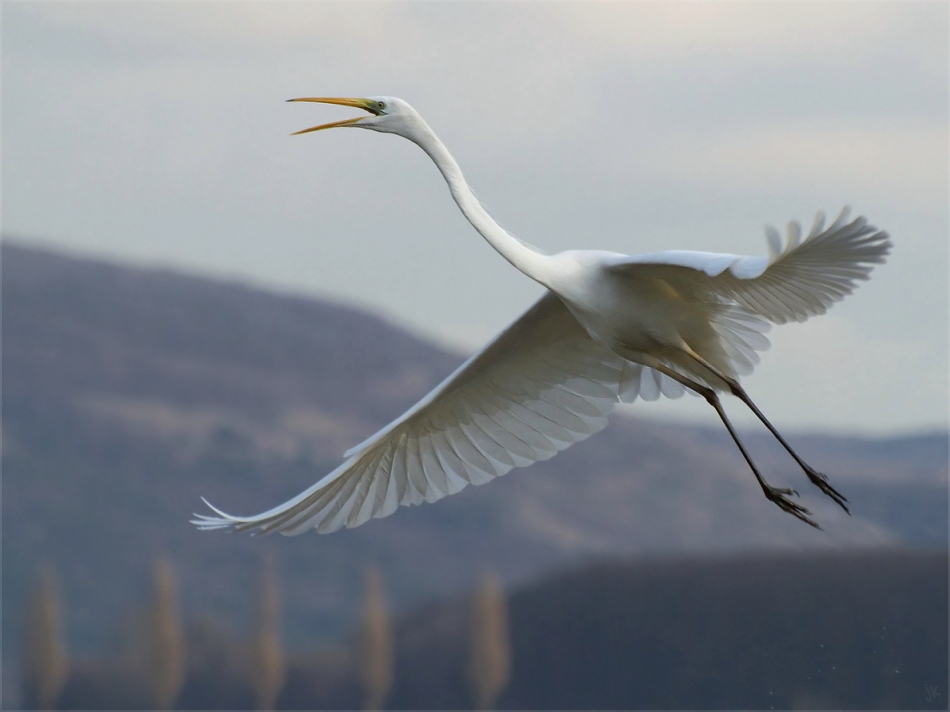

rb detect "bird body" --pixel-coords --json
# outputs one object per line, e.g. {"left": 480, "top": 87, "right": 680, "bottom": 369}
{"left": 549, "top": 250, "right": 758, "bottom": 389}
{"left": 194, "top": 97, "right": 890, "bottom": 535}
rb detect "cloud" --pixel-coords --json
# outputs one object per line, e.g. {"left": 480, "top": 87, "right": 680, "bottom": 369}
{"left": 22, "top": 3, "right": 943, "bottom": 68}
{"left": 643, "top": 122, "right": 948, "bottom": 210}
{"left": 16, "top": 3, "right": 401, "bottom": 50}
{"left": 752, "top": 315, "right": 947, "bottom": 433}
{"left": 554, "top": 3, "right": 942, "bottom": 66}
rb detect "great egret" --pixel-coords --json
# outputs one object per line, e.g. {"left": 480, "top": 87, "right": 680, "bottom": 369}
{"left": 193, "top": 96, "right": 890, "bottom": 535}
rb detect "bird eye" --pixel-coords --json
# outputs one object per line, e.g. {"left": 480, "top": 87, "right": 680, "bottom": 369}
{"left": 377, "top": 101, "right": 386, "bottom": 111}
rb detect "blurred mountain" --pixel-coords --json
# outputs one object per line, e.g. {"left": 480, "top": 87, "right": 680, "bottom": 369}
{"left": 3, "top": 241, "right": 947, "bottom": 660}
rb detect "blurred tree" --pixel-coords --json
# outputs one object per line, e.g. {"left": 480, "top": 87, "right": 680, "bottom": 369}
{"left": 22, "top": 567, "right": 70, "bottom": 710}
{"left": 251, "top": 556, "right": 286, "bottom": 710}
{"left": 146, "top": 556, "right": 185, "bottom": 709}
{"left": 357, "top": 566, "right": 393, "bottom": 710}
{"left": 467, "top": 570, "right": 511, "bottom": 710}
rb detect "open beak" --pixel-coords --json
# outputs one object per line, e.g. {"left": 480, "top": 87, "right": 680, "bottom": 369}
{"left": 287, "top": 97, "right": 381, "bottom": 135}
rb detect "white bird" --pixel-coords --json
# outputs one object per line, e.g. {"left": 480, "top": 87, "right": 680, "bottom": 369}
{"left": 193, "top": 96, "right": 890, "bottom": 535}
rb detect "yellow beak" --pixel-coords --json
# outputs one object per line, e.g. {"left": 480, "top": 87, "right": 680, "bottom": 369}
{"left": 287, "top": 97, "right": 380, "bottom": 135}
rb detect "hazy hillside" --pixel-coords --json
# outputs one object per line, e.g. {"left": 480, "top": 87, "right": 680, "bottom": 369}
{"left": 3, "top": 242, "right": 947, "bottom": 664}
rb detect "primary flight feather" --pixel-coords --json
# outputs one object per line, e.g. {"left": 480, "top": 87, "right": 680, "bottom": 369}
{"left": 193, "top": 96, "right": 890, "bottom": 535}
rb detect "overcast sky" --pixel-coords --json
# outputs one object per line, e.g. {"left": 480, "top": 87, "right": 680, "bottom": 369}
{"left": 4, "top": 2, "right": 947, "bottom": 434}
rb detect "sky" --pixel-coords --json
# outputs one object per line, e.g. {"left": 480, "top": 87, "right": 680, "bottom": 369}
{"left": 3, "top": 2, "right": 947, "bottom": 434}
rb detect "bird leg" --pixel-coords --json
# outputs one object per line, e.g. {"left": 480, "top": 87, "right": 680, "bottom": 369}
{"left": 700, "top": 387, "right": 819, "bottom": 529}
{"left": 724, "top": 380, "right": 850, "bottom": 514}
{"left": 646, "top": 364, "right": 819, "bottom": 529}
{"left": 679, "top": 350, "right": 851, "bottom": 515}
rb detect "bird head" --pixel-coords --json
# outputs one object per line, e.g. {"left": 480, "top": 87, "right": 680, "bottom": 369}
{"left": 287, "top": 96, "right": 423, "bottom": 139}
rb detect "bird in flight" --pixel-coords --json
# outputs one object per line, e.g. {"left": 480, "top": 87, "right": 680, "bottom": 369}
{"left": 193, "top": 96, "right": 890, "bottom": 535}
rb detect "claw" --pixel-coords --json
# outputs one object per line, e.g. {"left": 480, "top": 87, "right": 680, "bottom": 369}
{"left": 770, "top": 485, "right": 799, "bottom": 497}
{"left": 764, "top": 486, "right": 821, "bottom": 529}
{"left": 805, "top": 468, "right": 850, "bottom": 514}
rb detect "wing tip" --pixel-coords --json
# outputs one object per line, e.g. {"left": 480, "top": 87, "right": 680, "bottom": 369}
{"left": 191, "top": 497, "right": 243, "bottom": 532}
{"left": 765, "top": 224, "right": 783, "bottom": 258}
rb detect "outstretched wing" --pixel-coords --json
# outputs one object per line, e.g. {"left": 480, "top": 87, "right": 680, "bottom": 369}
{"left": 194, "top": 292, "right": 648, "bottom": 536}
{"left": 606, "top": 207, "right": 891, "bottom": 324}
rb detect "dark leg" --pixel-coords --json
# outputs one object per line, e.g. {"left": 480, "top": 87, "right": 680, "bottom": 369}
{"left": 681, "top": 350, "right": 851, "bottom": 515}
{"left": 647, "top": 364, "right": 819, "bottom": 528}
{"left": 703, "top": 388, "right": 819, "bottom": 529}
{"left": 725, "top": 380, "right": 850, "bottom": 514}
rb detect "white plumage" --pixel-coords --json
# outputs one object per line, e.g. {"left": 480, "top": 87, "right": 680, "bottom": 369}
{"left": 193, "top": 97, "right": 890, "bottom": 535}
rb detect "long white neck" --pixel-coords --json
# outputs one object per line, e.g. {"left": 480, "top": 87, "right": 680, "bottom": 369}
{"left": 407, "top": 122, "right": 554, "bottom": 286}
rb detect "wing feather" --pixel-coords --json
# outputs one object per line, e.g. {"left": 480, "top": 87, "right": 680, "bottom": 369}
{"left": 606, "top": 208, "right": 890, "bottom": 326}
{"left": 429, "top": 429, "right": 470, "bottom": 491}
{"left": 467, "top": 402, "right": 535, "bottom": 463}
{"left": 193, "top": 292, "right": 643, "bottom": 535}
{"left": 716, "top": 208, "right": 891, "bottom": 324}
{"left": 390, "top": 434, "right": 412, "bottom": 506}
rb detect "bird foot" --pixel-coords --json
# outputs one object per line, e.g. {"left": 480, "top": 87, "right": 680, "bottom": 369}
{"left": 763, "top": 485, "right": 820, "bottom": 529}
{"left": 804, "top": 467, "right": 850, "bottom": 514}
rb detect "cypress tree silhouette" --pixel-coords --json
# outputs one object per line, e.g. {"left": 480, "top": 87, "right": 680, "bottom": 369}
{"left": 22, "top": 567, "right": 69, "bottom": 710}
{"left": 146, "top": 556, "right": 185, "bottom": 709}
{"left": 357, "top": 566, "right": 393, "bottom": 711}
{"left": 251, "top": 556, "right": 286, "bottom": 711}
{"left": 467, "top": 571, "right": 511, "bottom": 710}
